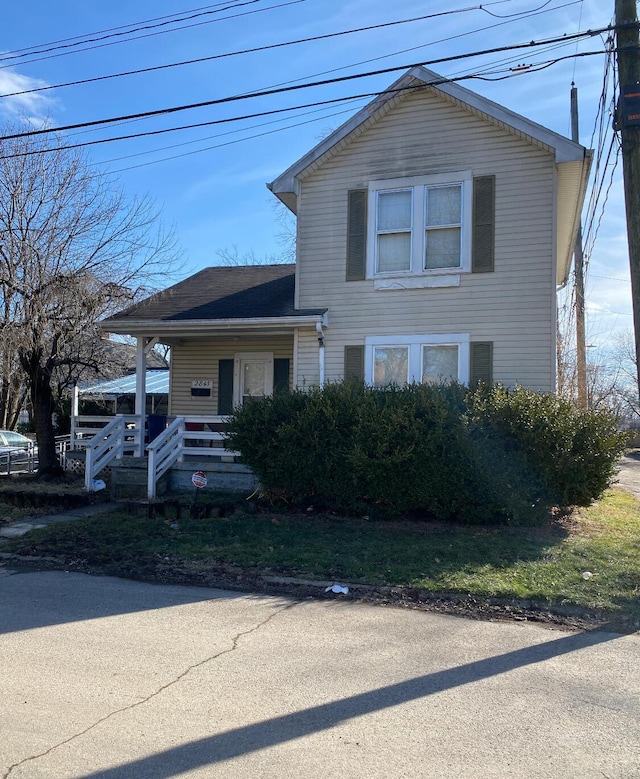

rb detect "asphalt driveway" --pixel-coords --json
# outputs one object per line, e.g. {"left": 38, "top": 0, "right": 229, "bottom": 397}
{"left": 0, "top": 570, "right": 638, "bottom": 779}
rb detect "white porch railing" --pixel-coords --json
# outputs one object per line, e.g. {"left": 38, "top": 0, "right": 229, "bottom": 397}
{"left": 147, "top": 417, "right": 184, "bottom": 498}
{"left": 146, "top": 415, "right": 239, "bottom": 498}
{"left": 84, "top": 415, "right": 142, "bottom": 491}
{"left": 71, "top": 414, "right": 141, "bottom": 451}
{"left": 71, "top": 412, "right": 239, "bottom": 497}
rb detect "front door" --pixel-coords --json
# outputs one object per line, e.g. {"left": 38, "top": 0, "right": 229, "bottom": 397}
{"left": 234, "top": 353, "right": 274, "bottom": 406}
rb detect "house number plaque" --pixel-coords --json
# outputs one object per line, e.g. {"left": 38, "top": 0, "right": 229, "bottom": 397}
{"left": 191, "top": 379, "right": 212, "bottom": 397}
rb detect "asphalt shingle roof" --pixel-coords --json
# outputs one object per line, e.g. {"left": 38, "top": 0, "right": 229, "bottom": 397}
{"left": 104, "top": 265, "right": 325, "bottom": 324}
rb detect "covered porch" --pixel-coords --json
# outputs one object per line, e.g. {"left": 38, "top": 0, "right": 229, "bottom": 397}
{"left": 75, "top": 265, "right": 327, "bottom": 498}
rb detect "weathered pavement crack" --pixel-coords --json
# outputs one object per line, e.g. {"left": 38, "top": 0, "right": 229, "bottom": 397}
{"left": 2, "top": 598, "right": 300, "bottom": 779}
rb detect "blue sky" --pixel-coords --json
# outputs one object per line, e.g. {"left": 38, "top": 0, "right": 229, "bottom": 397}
{"left": 0, "top": 0, "right": 632, "bottom": 347}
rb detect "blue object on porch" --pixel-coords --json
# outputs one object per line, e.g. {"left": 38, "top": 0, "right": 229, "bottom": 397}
{"left": 147, "top": 414, "right": 167, "bottom": 442}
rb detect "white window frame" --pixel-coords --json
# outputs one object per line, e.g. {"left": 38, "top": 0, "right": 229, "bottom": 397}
{"left": 367, "top": 171, "right": 472, "bottom": 279}
{"left": 233, "top": 352, "right": 274, "bottom": 406}
{"left": 365, "top": 334, "right": 470, "bottom": 386}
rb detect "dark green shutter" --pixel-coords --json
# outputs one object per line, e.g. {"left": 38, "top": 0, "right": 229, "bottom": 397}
{"left": 472, "top": 176, "right": 495, "bottom": 273}
{"left": 273, "top": 358, "right": 290, "bottom": 393}
{"left": 470, "top": 342, "right": 493, "bottom": 386}
{"left": 344, "top": 345, "right": 365, "bottom": 381}
{"left": 217, "top": 359, "right": 234, "bottom": 414}
{"left": 346, "top": 189, "right": 367, "bottom": 281}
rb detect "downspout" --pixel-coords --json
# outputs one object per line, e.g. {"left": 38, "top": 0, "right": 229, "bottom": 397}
{"left": 316, "top": 322, "right": 325, "bottom": 388}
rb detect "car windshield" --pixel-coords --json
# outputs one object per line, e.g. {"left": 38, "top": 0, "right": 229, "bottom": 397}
{"left": 0, "top": 432, "right": 31, "bottom": 447}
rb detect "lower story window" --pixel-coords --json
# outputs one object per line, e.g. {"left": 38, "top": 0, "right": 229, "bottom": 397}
{"left": 422, "top": 345, "right": 459, "bottom": 384}
{"left": 374, "top": 346, "right": 409, "bottom": 386}
{"left": 367, "top": 334, "right": 469, "bottom": 387}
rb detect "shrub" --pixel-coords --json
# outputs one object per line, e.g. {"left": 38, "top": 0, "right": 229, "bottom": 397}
{"left": 226, "top": 382, "right": 629, "bottom": 525}
{"left": 467, "top": 385, "right": 629, "bottom": 508}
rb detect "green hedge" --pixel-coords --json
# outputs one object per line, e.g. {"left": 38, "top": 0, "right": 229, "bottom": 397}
{"left": 226, "top": 382, "right": 629, "bottom": 525}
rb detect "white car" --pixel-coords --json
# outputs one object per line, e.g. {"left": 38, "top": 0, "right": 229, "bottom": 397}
{"left": 0, "top": 430, "right": 35, "bottom": 453}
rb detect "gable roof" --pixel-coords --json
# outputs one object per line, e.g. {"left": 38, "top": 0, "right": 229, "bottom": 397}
{"left": 102, "top": 264, "right": 326, "bottom": 335}
{"left": 268, "top": 66, "right": 588, "bottom": 212}
{"left": 268, "top": 67, "right": 591, "bottom": 286}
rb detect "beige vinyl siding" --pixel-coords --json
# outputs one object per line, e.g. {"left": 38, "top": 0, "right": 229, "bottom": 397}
{"left": 295, "top": 328, "right": 322, "bottom": 387}
{"left": 168, "top": 336, "right": 293, "bottom": 415}
{"left": 296, "top": 89, "right": 557, "bottom": 391}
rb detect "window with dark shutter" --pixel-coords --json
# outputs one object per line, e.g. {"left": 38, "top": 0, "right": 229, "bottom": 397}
{"left": 472, "top": 176, "right": 495, "bottom": 273}
{"left": 470, "top": 342, "right": 493, "bottom": 386}
{"left": 346, "top": 189, "right": 367, "bottom": 281}
{"left": 217, "top": 359, "right": 234, "bottom": 414}
{"left": 273, "top": 358, "right": 290, "bottom": 393}
{"left": 344, "top": 345, "right": 364, "bottom": 381}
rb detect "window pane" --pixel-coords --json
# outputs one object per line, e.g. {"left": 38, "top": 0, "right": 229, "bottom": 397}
{"left": 426, "top": 185, "right": 461, "bottom": 226}
{"left": 378, "top": 190, "right": 412, "bottom": 230}
{"left": 242, "top": 361, "right": 266, "bottom": 402}
{"left": 422, "top": 346, "right": 459, "bottom": 384}
{"left": 374, "top": 347, "right": 409, "bottom": 387}
{"left": 378, "top": 233, "right": 411, "bottom": 272}
{"left": 425, "top": 227, "right": 461, "bottom": 269}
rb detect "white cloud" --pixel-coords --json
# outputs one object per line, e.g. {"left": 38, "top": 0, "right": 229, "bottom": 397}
{"left": 0, "top": 65, "right": 55, "bottom": 123}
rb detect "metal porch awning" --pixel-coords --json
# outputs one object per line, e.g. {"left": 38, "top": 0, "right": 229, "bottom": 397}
{"left": 78, "top": 370, "right": 169, "bottom": 399}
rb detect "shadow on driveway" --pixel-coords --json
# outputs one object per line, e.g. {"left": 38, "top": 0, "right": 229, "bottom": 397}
{"left": 74, "top": 629, "right": 622, "bottom": 779}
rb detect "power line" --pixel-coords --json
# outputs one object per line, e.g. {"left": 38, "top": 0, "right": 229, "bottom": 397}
{"left": 1, "top": 0, "right": 526, "bottom": 65}
{"left": 0, "top": 27, "right": 610, "bottom": 143}
{"left": 104, "top": 50, "right": 603, "bottom": 174}
{"left": 106, "top": 102, "right": 369, "bottom": 175}
{"left": 0, "top": 49, "right": 607, "bottom": 165}
{"left": 1, "top": 7, "right": 526, "bottom": 98}
{"left": 231, "top": 0, "right": 583, "bottom": 115}
{"left": 1, "top": 0, "right": 262, "bottom": 58}
{"left": 481, "top": 0, "right": 556, "bottom": 17}
{"left": 65, "top": 6, "right": 592, "bottom": 169}
{"left": 19, "top": 95, "right": 375, "bottom": 154}
{"left": 100, "top": 98, "right": 367, "bottom": 165}
{"left": 0, "top": 0, "right": 305, "bottom": 70}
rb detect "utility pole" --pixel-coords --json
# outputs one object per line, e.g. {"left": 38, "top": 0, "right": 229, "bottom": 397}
{"left": 571, "top": 85, "right": 588, "bottom": 408}
{"left": 615, "top": 0, "right": 640, "bottom": 398}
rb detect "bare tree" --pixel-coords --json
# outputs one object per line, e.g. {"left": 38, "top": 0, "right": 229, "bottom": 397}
{"left": 215, "top": 200, "right": 296, "bottom": 267}
{"left": 0, "top": 124, "right": 179, "bottom": 477}
{"left": 215, "top": 246, "right": 292, "bottom": 266}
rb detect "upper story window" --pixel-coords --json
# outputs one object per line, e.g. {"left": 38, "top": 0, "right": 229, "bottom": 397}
{"left": 368, "top": 172, "right": 472, "bottom": 278}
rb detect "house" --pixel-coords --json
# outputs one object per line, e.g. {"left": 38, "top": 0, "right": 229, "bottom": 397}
{"left": 95, "top": 66, "right": 590, "bottom": 496}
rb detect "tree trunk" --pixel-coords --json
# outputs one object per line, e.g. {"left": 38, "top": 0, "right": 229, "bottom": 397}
{"left": 27, "top": 363, "right": 63, "bottom": 479}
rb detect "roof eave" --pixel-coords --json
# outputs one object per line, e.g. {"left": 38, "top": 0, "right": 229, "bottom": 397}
{"left": 99, "top": 313, "right": 328, "bottom": 336}
{"left": 556, "top": 149, "right": 593, "bottom": 287}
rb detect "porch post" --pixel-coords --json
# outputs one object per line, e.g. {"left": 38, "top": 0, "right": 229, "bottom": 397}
{"left": 71, "top": 383, "right": 79, "bottom": 449}
{"left": 135, "top": 337, "right": 147, "bottom": 456}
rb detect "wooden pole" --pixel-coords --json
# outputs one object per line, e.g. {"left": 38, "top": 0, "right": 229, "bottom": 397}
{"left": 615, "top": 0, "right": 640, "bottom": 398}
{"left": 571, "top": 85, "right": 588, "bottom": 408}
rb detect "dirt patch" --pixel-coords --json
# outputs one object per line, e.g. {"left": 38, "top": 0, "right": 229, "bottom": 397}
{"left": 3, "top": 552, "right": 636, "bottom": 635}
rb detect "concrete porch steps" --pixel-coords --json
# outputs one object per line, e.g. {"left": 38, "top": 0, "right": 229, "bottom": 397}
{"left": 108, "top": 456, "right": 257, "bottom": 501}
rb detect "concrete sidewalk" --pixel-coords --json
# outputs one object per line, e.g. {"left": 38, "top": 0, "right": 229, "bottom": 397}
{"left": 0, "top": 501, "right": 118, "bottom": 540}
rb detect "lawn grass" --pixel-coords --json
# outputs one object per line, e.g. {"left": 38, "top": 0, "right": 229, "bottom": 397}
{"left": 4, "top": 487, "right": 639, "bottom": 619}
